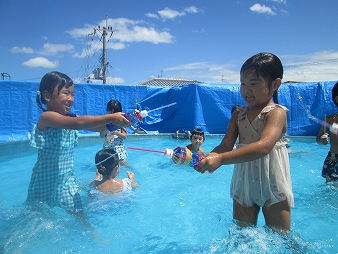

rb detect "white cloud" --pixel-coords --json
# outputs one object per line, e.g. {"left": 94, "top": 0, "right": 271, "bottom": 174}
{"left": 160, "top": 51, "right": 338, "bottom": 84}
{"left": 39, "top": 43, "right": 74, "bottom": 55}
{"left": 66, "top": 25, "right": 95, "bottom": 38}
{"left": 184, "top": 6, "right": 200, "bottom": 14}
{"left": 158, "top": 7, "right": 186, "bottom": 20}
{"left": 22, "top": 57, "right": 59, "bottom": 68}
{"left": 282, "top": 51, "right": 338, "bottom": 82}
{"left": 67, "top": 17, "right": 174, "bottom": 47}
{"left": 124, "top": 25, "right": 173, "bottom": 44}
{"left": 146, "top": 13, "right": 159, "bottom": 19}
{"left": 11, "top": 43, "right": 74, "bottom": 56}
{"left": 165, "top": 62, "right": 211, "bottom": 71}
{"left": 83, "top": 75, "right": 126, "bottom": 84}
{"left": 10, "top": 46, "right": 34, "bottom": 54}
{"left": 163, "top": 62, "right": 239, "bottom": 84}
{"left": 269, "top": 0, "right": 287, "bottom": 4}
{"left": 107, "top": 76, "right": 126, "bottom": 84}
{"left": 157, "top": 6, "right": 200, "bottom": 21}
{"left": 250, "top": 4, "right": 276, "bottom": 15}
{"left": 280, "top": 9, "right": 289, "bottom": 15}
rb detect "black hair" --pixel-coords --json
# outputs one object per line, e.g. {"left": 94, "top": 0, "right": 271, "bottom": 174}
{"left": 231, "top": 105, "right": 240, "bottom": 114}
{"left": 36, "top": 71, "right": 74, "bottom": 112}
{"left": 240, "top": 52, "right": 283, "bottom": 103}
{"left": 95, "top": 149, "right": 119, "bottom": 178}
{"left": 332, "top": 81, "right": 338, "bottom": 107}
{"left": 106, "top": 100, "right": 122, "bottom": 113}
{"left": 190, "top": 128, "right": 205, "bottom": 141}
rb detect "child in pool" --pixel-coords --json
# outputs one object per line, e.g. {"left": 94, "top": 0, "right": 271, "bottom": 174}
{"left": 26, "top": 71, "right": 130, "bottom": 211}
{"left": 316, "top": 81, "right": 338, "bottom": 182}
{"left": 91, "top": 149, "right": 139, "bottom": 194}
{"left": 186, "top": 128, "right": 205, "bottom": 156}
{"left": 195, "top": 52, "right": 294, "bottom": 232}
{"left": 100, "top": 100, "right": 131, "bottom": 168}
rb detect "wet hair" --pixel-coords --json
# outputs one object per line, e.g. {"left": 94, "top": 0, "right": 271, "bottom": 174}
{"left": 190, "top": 128, "right": 205, "bottom": 141}
{"left": 106, "top": 100, "right": 122, "bottom": 113}
{"left": 95, "top": 149, "right": 119, "bottom": 178}
{"left": 36, "top": 71, "right": 74, "bottom": 112}
{"left": 231, "top": 105, "right": 240, "bottom": 114}
{"left": 331, "top": 81, "right": 338, "bottom": 107}
{"left": 240, "top": 52, "right": 283, "bottom": 104}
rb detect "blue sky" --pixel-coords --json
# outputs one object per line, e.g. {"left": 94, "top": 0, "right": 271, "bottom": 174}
{"left": 1, "top": 0, "right": 338, "bottom": 84}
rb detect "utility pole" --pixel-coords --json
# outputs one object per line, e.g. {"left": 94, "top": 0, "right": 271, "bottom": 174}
{"left": 89, "top": 15, "right": 114, "bottom": 84}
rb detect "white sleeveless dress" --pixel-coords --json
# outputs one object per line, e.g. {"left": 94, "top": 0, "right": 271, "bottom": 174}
{"left": 230, "top": 105, "right": 294, "bottom": 208}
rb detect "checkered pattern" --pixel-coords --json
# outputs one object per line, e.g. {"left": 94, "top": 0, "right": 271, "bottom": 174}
{"left": 27, "top": 126, "right": 82, "bottom": 210}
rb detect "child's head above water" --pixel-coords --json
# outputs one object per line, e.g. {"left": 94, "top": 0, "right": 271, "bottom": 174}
{"left": 106, "top": 100, "right": 122, "bottom": 113}
{"left": 331, "top": 81, "right": 338, "bottom": 107}
{"left": 240, "top": 52, "right": 283, "bottom": 84}
{"left": 95, "top": 149, "right": 120, "bottom": 178}
{"left": 37, "top": 71, "right": 74, "bottom": 111}
{"left": 190, "top": 128, "right": 205, "bottom": 142}
{"left": 240, "top": 52, "right": 283, "bottom": 103}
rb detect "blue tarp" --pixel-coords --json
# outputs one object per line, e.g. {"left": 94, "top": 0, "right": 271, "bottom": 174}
{"left": 0, "top": 80, "right": 336, "bottom": 142}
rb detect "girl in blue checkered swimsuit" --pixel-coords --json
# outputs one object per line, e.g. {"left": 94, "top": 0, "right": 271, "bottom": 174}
{"left": 100, "top": 100, "right": 131, "bottom": 168}
{"left": 26, "top": 71, "right": 130, "bottom": 211}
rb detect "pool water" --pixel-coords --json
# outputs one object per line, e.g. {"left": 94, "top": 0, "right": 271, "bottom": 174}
{"left": 0, "top": 135, "right": 337, "bottom": 253}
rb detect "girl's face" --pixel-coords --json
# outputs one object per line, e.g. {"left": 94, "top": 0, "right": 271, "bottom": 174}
{"left": 45, "top": 85, "right": 74, "bottom": 115}
{"left": 240, "top": 71, "right": 275, "bottom": 108}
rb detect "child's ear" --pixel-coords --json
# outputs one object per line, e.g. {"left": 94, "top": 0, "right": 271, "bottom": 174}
{"left": 335, "top": 96, "right": 338, "bottom": 105}
{"left": 42, "top": 90, "right": 51, "bottom": 102}
{"left": 272, "top": 78, "right": 282, "bottom": 90}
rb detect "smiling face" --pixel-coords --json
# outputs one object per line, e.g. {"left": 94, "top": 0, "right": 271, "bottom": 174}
{"left": 44, "top": 84, "right": 74, "bottom": 115}
{"left": 190, "top": 134, "right": 204, "bottom": 148}
{"left": 240, "top": 71, "right": 276, "bottom": 108}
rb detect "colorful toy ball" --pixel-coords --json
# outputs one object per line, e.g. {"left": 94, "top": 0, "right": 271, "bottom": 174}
{"left": 172, "top": 147, "right": 192, "bottom": 165}
{"left": 170, "top": 146, "right": 204, "bottom": 167}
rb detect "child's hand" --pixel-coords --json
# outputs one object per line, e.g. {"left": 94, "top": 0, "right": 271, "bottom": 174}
{"left": 318, "top": 133, "right": 329, "bottom": 145}
{"left": 111, "top": 112, "right": 131, "bottom": 128}
{"left": 194, "top": 154, "right": 222, "bottom": 174}
{"left": 127, "top": 171, "right": 135, "bottom": 181}
{"left": 127, "top": 171, "right": 139, "bottom": 188}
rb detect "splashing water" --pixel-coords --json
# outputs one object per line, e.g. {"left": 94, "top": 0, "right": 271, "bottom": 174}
{"left": 297, "top": 93, "right": 338, "bottom": 135}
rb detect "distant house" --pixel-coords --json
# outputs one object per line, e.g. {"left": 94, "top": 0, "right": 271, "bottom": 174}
{"left": 136, "top": 77, "right": 204, "bottom": 87}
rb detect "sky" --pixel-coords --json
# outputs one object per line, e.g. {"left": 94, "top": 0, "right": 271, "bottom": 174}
{"left": 1, "top": 0, "right": 338, "bottom": 85}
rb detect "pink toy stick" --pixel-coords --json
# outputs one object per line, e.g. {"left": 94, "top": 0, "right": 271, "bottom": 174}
{"left": 127, "top": 146, "right": 165, "bottom": 154}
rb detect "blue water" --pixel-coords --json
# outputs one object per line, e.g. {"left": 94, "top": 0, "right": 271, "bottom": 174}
{"left": 0, "top": 135, "right": 337, "bottom": 253}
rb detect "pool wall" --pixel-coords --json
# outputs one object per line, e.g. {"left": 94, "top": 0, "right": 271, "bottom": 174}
{"left": 0, "top": 80, "right": 336, "bottom": 141}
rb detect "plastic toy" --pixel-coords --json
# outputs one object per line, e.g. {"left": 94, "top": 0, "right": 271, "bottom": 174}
{"left": 106, "top": 102, "right": 177, "bottom": 132}
{"left": 127, "top": 146, "right": 204, "bottom": 167}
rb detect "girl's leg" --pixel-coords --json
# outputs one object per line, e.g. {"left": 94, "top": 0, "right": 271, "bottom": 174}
{"left": 262, "top": 199, "right": 291, "bottom": 232}
{"left": 233, "top": 199, "right": 260, "bottom": 227}
{"left": 120, "top": 159, "right": 132, "bottom": 168}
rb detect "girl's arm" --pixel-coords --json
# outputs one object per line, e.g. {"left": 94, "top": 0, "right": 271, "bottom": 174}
{"left": 197, "top": 107, "right": 286, "bottom": 173}
{"left": 316, "top": 115, "right": 331, "bottom": 145}
{"left": 37, "top": 111, "right": 130, "bottom": 131}
{"left": 112, "top": 128, "right": 127, "bottom": 139}
{"left": 127, "top": 171, "right": 139, "bottom": 188}
{"left": 90, "top": 169, "right": 102, "bottom": 183}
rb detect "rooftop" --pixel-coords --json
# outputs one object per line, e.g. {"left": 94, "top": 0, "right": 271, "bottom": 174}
{"left": 136, "top": 77, "right": 204, "bottom": 87}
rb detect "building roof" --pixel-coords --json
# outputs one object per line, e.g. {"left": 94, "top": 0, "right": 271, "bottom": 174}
{"left": 136, "top": 77, "right": 204, "bottom": 87}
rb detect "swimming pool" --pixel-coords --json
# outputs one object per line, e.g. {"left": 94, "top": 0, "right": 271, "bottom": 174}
{"left": 0, "top": 135, "right": 336, "bottom": 253}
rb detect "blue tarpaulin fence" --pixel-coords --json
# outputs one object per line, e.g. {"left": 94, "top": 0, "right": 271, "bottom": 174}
{"left": 0, "top": 80, "right": 336, "bottom": 142}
